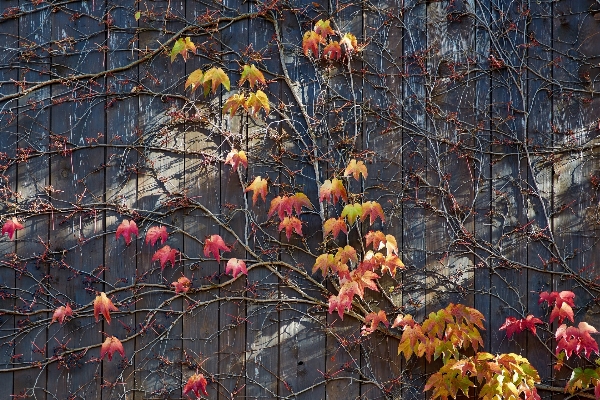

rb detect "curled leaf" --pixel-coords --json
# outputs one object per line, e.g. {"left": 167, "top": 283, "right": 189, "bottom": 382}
{"left": 94, "top": 292, "right": 118, "bottom": 324}
{"left": 203, "top": 67, "right": 230, "bottom": 95}
{"left": 172, "top": 276, "right": 191, "bottom": 294}
{"left": 116, "top": 219, "right": 138, "bottom": 245}
{"left": 170, "top": 37, "right": 196, "bottom": 62}
{"left": 50, "top": 303, "right": 73, "bottom": 325}
{"left": 100, "top": 336, "right": 125, "bottom": 361}
{"left": 226, "top": 258, "right": 248, "bottom": 278}
{"left": 152, "top": 245, "right": 179, "bottom": 270}
{"left": 245, "top": 90, "right": 270, "bottom": 115}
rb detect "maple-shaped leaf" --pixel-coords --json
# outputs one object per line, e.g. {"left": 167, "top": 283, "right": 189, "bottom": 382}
{"left": 366, "top": 231, "right": 386, "bottom": 251}
{"left": 145, "top": 226, "right": 168, "bottom": 246}
{"left": 226, "top": 258, "right": 248, "bottom": 278}
{"left": 239, "top": 64, "right": 266, "bottom": 88}
{"left": 549, "top": 301, "right": 574, "bottom": 324}
{"left": 566, "top": 367, "right": 600, "bottom": 394}
{"left": 314, "top": 19, "right": 335, "bottom": 38}
{"left": 335, "top": 245, "right": 358, "bottom": 265}
{"left": 323, "top": 41, "right": 342, "bottom": 60}
{"left": 351, "top": 268, "right": 379, "bottom": 298}
{"left": 279, "top": 216, "right": 303, "bottom": 240}
{"left": 539, "top": 290, "right": 575, "bottom": 308}
{"left": 224, "top": 149, "right": 248, "bottom": 171}
{"left": 116, "top": 219, "right": 138, "bottom": 245}
{"left": 323, "top": 217, "right": 348, "bottom": 238}
{"left": 398, "top": 324, "right": 425, "bottom": 359}
{"left": 245, "top": 176, "right": 268, "bottom": 205}
{"left": 50, "top": 303, "right": 73, "bottom": 325}
{"left": 449, "top": 303, "right": 485, "bottom": 330}
{"left": 341, "top": 203, "right": 362, "bottom": 225}
{"left": 268, "top": 196, "right": 294, "bottom": 220}
{"left": 302, "top": 30, "right": 322, "bottom": 57}
{"left": 172, "top": 276, "right": 191, "bottom": 294}
{"left": 312, "top": 253, "right": 336, "bottom": 276}
{"left": 500, "top": 315, "right": 543, "bottom": 338}
{"left": 100, "top": 336, "right": 125, "bottom": 361}
{"left": 331, "top": 261, "right": 351, "bottom": 281}
{"left": 360, "top": 250, "right": 384, "bottom": 272}
{"left": 556, "top": 322, "right": 600, "bottom": 359}
{"left": 319, "top": 178, "right": 347, "bottom": 204}
{"left": 328, "top": 281, "right": 360, "bottom": 320}
{"left": 170, "top": 37, "right": 196, "bottom": 62}
{"left": 152, "top": 245, "right": 179, "bottom": 270}
{"left": 361, "top": 201, "right": 385, "bottom": 225}
{"left": 94, "top": 292, "right": 119, "bottom": 324}
{"left": 202, "top": 67, "right": 230, "bottom": 95}
{"left": 381, "top": 254, "right": 404, "bottom": 276}
{"left": 185, "top": 69, "right": 204, "bottom": 92}
{"left": 245, "top": 90, "right": 270, "bottom": 115}
{"left": 392, "top": 314, "right": 416, "bottom": 329}
{"left": 183, "top": 373, "right": 209, "bottom": 398}
{"left": 223, "top": 93, "right": 246, "bottom": 115}
{"left": 203, "top": 234, "right": 229, "bottom": 263}
{"left": 361, "top": 310, "right": 389, "bottom": 335}
{"left": 290, "top": 193, "right": 313, "bottom": 214}
{"left": 344, "top": 159, "right": 368, "bottom": 180}
{"left": 385, "top": 234, "right": 398, "bottom": 255}
{"left": 340, "top": 32, "right": 358, "bottom": 53}
{"left": 2, "top": 217, "right": 23, "bottom": 240}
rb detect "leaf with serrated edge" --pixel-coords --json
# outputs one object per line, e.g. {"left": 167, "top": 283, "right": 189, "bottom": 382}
{"left": 239, "top": 64, "right": 266, "bottom": 88}
{"left": 245, "top": 176, "right": 268, "bottom": 205}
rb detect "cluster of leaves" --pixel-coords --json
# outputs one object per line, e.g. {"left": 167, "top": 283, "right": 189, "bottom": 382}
{"left": 302, "top": 19, "right": 359, "bottom": 61}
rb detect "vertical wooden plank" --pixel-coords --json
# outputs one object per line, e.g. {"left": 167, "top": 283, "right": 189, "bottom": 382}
{"left": 0, "top": 1, "right": 19, "bottom": 396}
{"left": 13, "top": 1, "right": 51, "bottom": 398}
{"left": 45, "top": 1, "right": 107, "bottom": 398}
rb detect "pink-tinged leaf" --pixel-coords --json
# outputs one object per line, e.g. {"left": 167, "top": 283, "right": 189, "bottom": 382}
{"left": 226, "top": 258, "right": 248, "bottom": 278}
{"left": 225, "top": 149, "right": 248, "bottom": 170}
{"left": 183, "top": 373, "right": 209, "bottom": 397}
{"left": 362, "top": 310, "right": 389, "bottom": 335}
{"left": 100, "top": 336, "right": 125, "bottom": 361}
{"left": 278, "top": 216, "right": 303, "bottom": 240}
{"left": 2, "top": 217, "right": 23, "bottom": 240}
{"left": 549, "top": 302, "right": 574, "bottom": 325}
{"left": 171, "top": 276, "right": 191, "bottom": 294}
{"left": 556, "top": 322, "right": 600, "bottom": 359}
{"left": 499, "top": 316, "right": 522, "bottom": 339}
{"left": 116, "top": 219, "right": 138, "bottom": 245}
{"left": 392, "top": 314, "right": 416, "bottom": 329}
{"left": 539, "top": 290, "right": 575, "bottom": 308}
{"left": 319, "top": 178, "right": 347, "bottom": 204}
{"left": 203, "top": 234, "right": 229, "bottom": 263}
{"left": 94, "top": 292, "right": 118, "bottom": 324}
{"left": 50, "top": 303, "right": 73, "bottom": 325}
{"left": 152, "top": 245, "right": 179, "bottom": 270}
{"left": 328, "top": 281, "right": 359, "bottom": 320}
{"left": 245, "top": 176, "right": 268, "bottom": 205}
{"left": 268, "top": 196, "right": 293, "bottom": 220}
{"left": 145, "top": 226, "right": 168, "bottom": 246}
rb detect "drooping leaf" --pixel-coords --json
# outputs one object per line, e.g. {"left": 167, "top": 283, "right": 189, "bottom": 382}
{"left": 539, "top": 290, "right": 575, "bottom": 308}
{"left": 185, "top": 68, "right": 204, "bottom": 92}
{"left": 314, "top": 19, "right": 335, "bottom": 38}
{"left": 268, "top": 196, "right": 293, "bottom": 220}
{"left": 351, "top": 268, "right": 379, "bottom": 298}
{"left": 344, "top": 159, "right": 368, "bottom": 181}
{"left": 556, "top": 322, "right": 600, "bottom": 359}
{"left": 566, "top": 367, "right": 600, "bottom": 394}
{"left": 203, "top": 234, "right": 230, "bottom": 263}
{"left": 328, "top": 281, "right": 360, "bottom": 320}
{"left": 183, "top": 373, "right": 209, "bottom": 397}
{"left": 245, "top": 90, "right": 270, "bottom": 115}
{"left": 361, "top": 201, "right": 385, "bottom": 225}
{"left": 302, "top": 30, "right": 322, "bottom": 57}
{"left": 341, "top": 203, "right": 362, "bottom": 225}
{"left": 335, "top": 245, "right": 358, "bottom": 265}
{"left": 202, "top": 67, "right": 230, "bottom": 95}
{"left": 94, "top": 292, "right": 118, "bottom": 324}
{"left": 319, "top": 178, "right": 347, "bottom": 204}
{"left": 1, "top": 217, "right": 23, "bottom": 240}
{"left": 323, "top": 217, "right": 348, "bottom": 239}
{"left": 312, "top": 253, "right": 336, "bottom": 276}
{"left": 365, "top": 231, "right": 386, "bottom": 251}
{"left": 100, "top": 336, "right": 125, "bottom": 361}
{"left": 362, "top": 310, "right": 389, "bottom": 335}
{"left": 381, "top": 254, "right": 404, "bottom": 276}
{"left": 224, "top": 149, "right": 248, "bottom": 170}
{"left": 223, "top": 93, "right": 246, "bottom": 115}
{"left": 50, "top": 303, "right": 73, "bottom": 325}
{"left": 116, "top": 219, "right": 138, "bottom": 245}
{"left": 323, "top": 41, "right": 342, "bottom": 60}
{"left": 239, "top": 64, "right": 266, "bottom": 88}
{"left": 245, "top": 176, "right": 268, "bottom": 205}
{"left": 290, "top": 193, "right": 313, "bottom": 214}
{"left": 152, "top": 245, "right": 179, "bottom": 270}
{"left": 549, "top": 301, "right": 574, "bottom": 325}
{"left": 171, "top": 276, "right": 191, "bottom": 294}
{"left": 145, "top": 226, "right": 168, "bottom": 246}
{"left": 170, "top": 37, "right": 196, "bottom": 62}
{"left": 499, "top": 315, "right": 543, "bottom": 338}
{"left": 279, "top": 216, "right": 303, "bottom": 240}
{"left": 226, "top": 258, "right": 248, "bottom": 278}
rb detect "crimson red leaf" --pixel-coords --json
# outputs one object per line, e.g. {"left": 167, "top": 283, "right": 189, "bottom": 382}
{"left": 152, "top": 245, "right": 179, "bottom": 270}
{"left": 145, "top": 225, "right": 168, "bottom": 246}
{"left": 2, "top": 217, "right": 23, "bottom": 240}
{"left": 94, "top": 292, "right": 118, "bottom": 324}
{"left": 203, "top": 234, "right": 229, "bottom": 263}
{"left": 226, "top": 258, "right": 248, "bottom": 278}
{"left": 183, "top": 373, "right": 209, "bottom": 397}
{"left": 116, "top": 219, "right": 138, "bottom": 245}
{"left": 100, "top": 336, "right": 125, "bottom": 361}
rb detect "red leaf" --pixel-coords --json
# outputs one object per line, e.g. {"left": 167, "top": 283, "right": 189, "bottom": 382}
{"left": 116, "top": 219, "right": 138, "bottom": 245}
{"left": 323, "top": 217, "right": 348, "bottom": 238}
{"left": 278, "top": 216, "right": 303, "bottom": 240}
{"left": 152, "top": 245, "right": 179, "bottom": 270}
{"left": 539, "top": 290, "right": 575, "bottom": 308}
{"left": 323, "top": 41, "right": 342, "bottom": 60}
{"left": 172, "top": 276, "right": 191, "bottom": 294}
{"left": 319, "top": 178, "right": 347, "bottom": 204}
{"left": 350, "top": 268, "right": 379, "bottom": 298}
{"left": 225, "top": 149, "right": 248, "bottom": 171}
{"left": 183, "top": 373, "right": 209, "bottom": 397}
{"left": 2, "top": 217, "right": 23, "bottom": 240}
{"left": 549, "top": 302, "right": 574, "bottom": 325}
{"left": 50, "top": 303, "right": 73, "bottom": 325}
{"left": 100, "top": 336, "right": 125, "bottom": 361}
{"left": 268, "top": 196, "right": 292, "bottom": 220}
{"left": 145, "top": 226, "right": 168, "bottom": 246}
{"left": 361, "top": 310, "right": 389, "bottom": 335}
{"left": 94, "top": 292, "right": 118, "bottom": 324}
{"left": 226, "top": 258, "right": 248, "bottom": 278}
{"left": 328, "top": 281, "right": 360, "bottom": 320}
{"left": 556, "top": 322, "right": 600, "bottom": 359}
{"left": 203, "top": 234, "right": 229, "bottom": 263}
{"left": 245, "top": 176, "right": 268, "bottom": 205}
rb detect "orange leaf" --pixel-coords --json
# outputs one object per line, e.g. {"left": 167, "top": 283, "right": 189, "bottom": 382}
{"left": 351, "top": 268, "right": 379, "bottom": 298}
{"left": 335, "top": 245, "right": 357, "bottom": 265}
{"left": 2, "top": 217, "right": 23, "bottom": 240}
{"left": 223, "top": 93, "right": 246, "bottom": 115}
{"left": 268, "top": 195, "right": 294, "bottom": 220}
{"left": 183, "top": 373, "right": 209, "bottom": 397}
{"left": 100, "top": 336, "right": 125, "bottom": 361}
{"left": 340, "top": 33, "right": 358, "bottom": 53}
{"left": 50, "top": 303, "right": 73, "bottom": 325}
{"left": 185, "top": 68, "right": 204, "bottom": 92}
{"left": 314, "top": 19, "right": 335, "bottom": 38}
{"left": 171, "top": 276, "right": 191, "bottom": 294}
{"left": 312, "top": 253, "right": 336, "bottom": 276}
{"left": 328, "top": 281, "right": 360, "bottom": 320}
{"left": 94, "top": 292, "right": 118, "bottom": 324}
{"left": 319, "top": 178, "right": 347, "bottom": 204}
{"left": 323, "top": 217, "right": 348, "bottom": 238}
{"left": 226, "top": 258, "right": 248, "bottom": 278}
{"left": 302, "top": 31, "right": 322, "bottom": 57}
{"left": 361, "top": 201, "right": 385, "bottom": 225}
{"left": 344, "top": 159, "right": 368, "bottom": 181}
{"left": 152, "top": 245, "right": 179, "bottom": 270}
{"left": 245, "top": 90, "right": 270, "bottom": 115}
{"left": 204, "top": 234, "right": 229, "bottom": 263}
{"left": 290, "top": 193, "right": 313, "bottom": 214}
{"left": 145, "top": 226, "right": 168, "bottom": 246}
{"left": 362, "top": 310, "right": 389, "bottom": 335}
{"left": 225, "top": 149, "right": 248, "bottom": 170}
{"left": 116, "top": 219, "right": 138, "bottom": 245}
{"left": 202, "top": 67, "right": 230, "bottom": 95}
{"left": 245, "top": 176, "right": 268, "bottom": 205}
{"left": 323, "top": 41, "right": 342, "bottom": 60}
{"left": 278, "top": 216, "right": 303, "bottom": 240}
{"left": 239, "top": 64, "right": 266, "bottom": 88}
